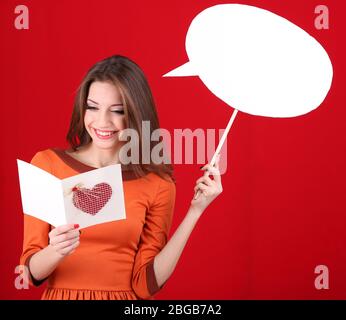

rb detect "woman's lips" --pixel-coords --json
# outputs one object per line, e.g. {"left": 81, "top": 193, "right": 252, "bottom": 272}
{"left": 93, "top": 128, "right": 117, "bottom": 140}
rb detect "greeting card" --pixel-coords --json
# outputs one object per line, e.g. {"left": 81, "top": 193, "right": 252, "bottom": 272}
{"left": 17, "top": 160, "right": 126, "bottom": 229}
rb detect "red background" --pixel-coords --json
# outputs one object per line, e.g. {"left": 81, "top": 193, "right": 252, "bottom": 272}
{"left": 1, "top": 0, "right": 346, "bottom": 299}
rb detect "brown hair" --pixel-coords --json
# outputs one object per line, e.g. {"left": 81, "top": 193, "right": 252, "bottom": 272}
{"left": 66, "top": 55, "right": 173, "bottom": 180}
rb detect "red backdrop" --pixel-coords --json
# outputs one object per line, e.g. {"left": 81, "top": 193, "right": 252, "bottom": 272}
{"left": 1, "top": 0, "right": 345, "bottom": 299}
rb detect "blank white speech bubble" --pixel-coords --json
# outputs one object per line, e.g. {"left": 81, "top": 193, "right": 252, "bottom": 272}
{"left": 163, "top": 4, "right": 333, "bottom": 118}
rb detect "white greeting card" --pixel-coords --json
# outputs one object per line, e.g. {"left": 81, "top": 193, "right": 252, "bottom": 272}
{"left": 17, "top": 159, "right": 126, "bottom": 229}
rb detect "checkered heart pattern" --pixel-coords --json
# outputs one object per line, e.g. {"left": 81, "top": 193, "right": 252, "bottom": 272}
{"left": 72, "top": 182, "right": 112, "bottom": 215}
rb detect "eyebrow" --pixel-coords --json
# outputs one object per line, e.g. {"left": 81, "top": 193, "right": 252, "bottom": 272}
{"left": 87, "top": 98, "right": 123, "bottom": 107}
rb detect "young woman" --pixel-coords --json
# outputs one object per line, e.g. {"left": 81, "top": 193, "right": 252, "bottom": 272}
{"left": 20, "top": 55, "right": 223, "bottom": 300}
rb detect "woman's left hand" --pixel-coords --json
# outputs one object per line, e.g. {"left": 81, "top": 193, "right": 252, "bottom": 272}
{"left": 190, "top": 155, "right": 223, "bottom": 214}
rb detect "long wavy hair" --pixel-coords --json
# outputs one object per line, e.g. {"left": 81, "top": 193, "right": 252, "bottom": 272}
{"left": 66, "top": 55, "right": 173, "bottom": 180}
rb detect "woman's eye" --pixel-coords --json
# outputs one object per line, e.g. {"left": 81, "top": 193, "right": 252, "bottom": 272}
{"left": 112, "top": 110, "right": 125, "bottom": 115}
{"left": 86, "top": 105, "right": 97, "bottom": 110}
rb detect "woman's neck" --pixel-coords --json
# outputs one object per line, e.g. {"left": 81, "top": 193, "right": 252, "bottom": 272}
{"left": 77, "top": 143, "right": 121, "bottom": 168}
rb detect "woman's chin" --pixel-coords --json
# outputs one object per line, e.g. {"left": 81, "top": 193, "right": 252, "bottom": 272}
{"left": 88, "top": 131, "right": 126, "bottom": 152}
{"left": 90, "top": 139, "right": 119, "bottom": 150}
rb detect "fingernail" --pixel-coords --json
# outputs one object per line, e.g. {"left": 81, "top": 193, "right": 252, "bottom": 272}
{"left": 74, "top": 224, "right": 79, "bottom": 229}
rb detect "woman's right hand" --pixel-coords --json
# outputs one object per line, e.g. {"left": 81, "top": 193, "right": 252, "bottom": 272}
{"left": 48, "top": 224, "right": 80, "bottom": 257}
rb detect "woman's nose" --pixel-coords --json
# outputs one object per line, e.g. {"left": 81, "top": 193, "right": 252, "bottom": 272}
{"left": 96, "top": 110, "right": 112, "bottom": 127}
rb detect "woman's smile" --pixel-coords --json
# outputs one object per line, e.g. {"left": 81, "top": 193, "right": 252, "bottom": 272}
{"left": 93, "top": 128, "right": 117, "bottom": 140}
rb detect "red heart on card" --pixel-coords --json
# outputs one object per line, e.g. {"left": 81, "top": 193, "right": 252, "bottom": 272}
{"left": 72, "top": 182, "right": 112, "bottom": 215}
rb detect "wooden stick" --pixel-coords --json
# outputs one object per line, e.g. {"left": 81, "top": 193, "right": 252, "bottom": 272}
{"left": 194, "top": 109, "right": 238, "bottom": 199}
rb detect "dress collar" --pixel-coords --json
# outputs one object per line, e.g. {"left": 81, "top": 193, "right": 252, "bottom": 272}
{"left": 50, "top": 147, "right": 139, "bottom": 181}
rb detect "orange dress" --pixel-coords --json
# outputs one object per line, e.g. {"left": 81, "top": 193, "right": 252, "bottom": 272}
{"left": 19, "top": 148, "right": 176, "bottom": 300}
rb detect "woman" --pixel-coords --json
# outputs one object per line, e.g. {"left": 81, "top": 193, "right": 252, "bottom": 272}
{"left": 20, "top": 55, "right": 223, "bottom": 300}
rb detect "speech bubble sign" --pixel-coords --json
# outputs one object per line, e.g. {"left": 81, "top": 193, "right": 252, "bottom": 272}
{"left": 163, "top": 4, "right": 333, "bottom": 118}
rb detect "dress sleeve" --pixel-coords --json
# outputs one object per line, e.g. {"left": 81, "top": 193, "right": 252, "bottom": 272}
{"left": 131, "top": 176, "right": 176, "bottom": 299}
{"left": 19, "top": 151, "right": 52, "bottom": 287}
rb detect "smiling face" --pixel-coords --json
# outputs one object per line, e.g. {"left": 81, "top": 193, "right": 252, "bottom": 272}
{"left": 84, "top": 81, "right": 127, "bottom": 151}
